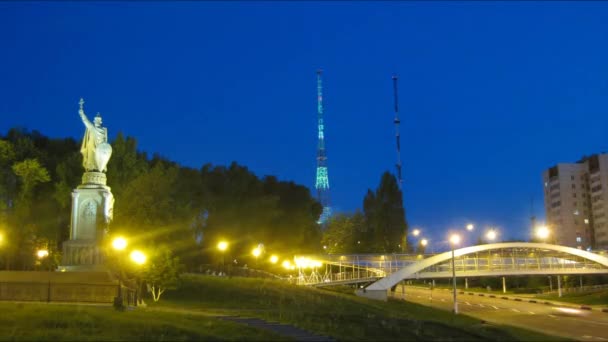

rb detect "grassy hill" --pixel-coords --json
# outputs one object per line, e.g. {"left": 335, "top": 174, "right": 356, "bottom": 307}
{"left": 0, "top": 273, "right": 566, "bottom": 341}
{"left": 151, "top": 273, "right": 564, "bottom": 341}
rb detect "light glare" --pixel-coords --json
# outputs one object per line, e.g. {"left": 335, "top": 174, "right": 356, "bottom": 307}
{"left": 112, "top": 237, "right": 127, "bottom": 251}
{"left": 536, "top": 226, "right": 550, "bottom": 240}
{"left": 217, "top": 241, "right": 228, "bottom": 251}
{"left": 450, "top": 234, "right": 461, "bottom": 245}
{"left": 130, "top": 250, "right": 146, "bottom": 265}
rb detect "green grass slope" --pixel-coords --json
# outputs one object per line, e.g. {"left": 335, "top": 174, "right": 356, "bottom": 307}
{"left": 154, "top": 274, "right": 564, "bottom": 341}
{"left": 0, "top": 302, "right": 285, "bottom": 341}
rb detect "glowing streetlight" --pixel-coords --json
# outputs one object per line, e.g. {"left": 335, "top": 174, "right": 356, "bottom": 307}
{"left": 466, "top": 224, "right": 474, "bottom": 231}
{"left": 112, "top": 237, "right": 127, "bottom": 251}
{"left": 412, "top": 229, "right": 421, "bottom": 237}
{"left": 449, "top": 233, "right": 461, "bottom": 314}
{"left": 269, "top": 255, "right": 279, "bottom": 264}
{"left": 486, "top": 229, "right": 497, "bottom": 242}
{"left": 536, "top": 226, "right": 550, "bottom": 241}
{"left": 252, "top": 247, "right": 261, "bottom": 257}
{"left": 217, "top": 241, "right": 228, "bottom": 251}
{"left": 130, "top": 250, "right": 146, "bottom": 265}
{"left": 37, "top": 249, "right": 49, "bottom": 259}
{"left": 420, "top": 238, "right": 428, "bottom": 247}
{"left": 217, "top": 241, "right": 228, "bottom": 272}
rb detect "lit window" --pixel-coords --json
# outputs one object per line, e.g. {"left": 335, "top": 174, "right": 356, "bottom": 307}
{"left": 576, "top": 237, "right": 582, "bottom": 243}
{"left": 584, "top": 219, "right": 589, "bottom": 224}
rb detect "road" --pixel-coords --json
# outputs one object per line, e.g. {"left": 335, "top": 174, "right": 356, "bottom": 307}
{"left": 393, "top": 285, "right": 608, "bottom": 341}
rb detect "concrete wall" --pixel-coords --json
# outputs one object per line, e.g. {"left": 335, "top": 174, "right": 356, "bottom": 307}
{"left": 0, "top": 271, "right": 118, "bottom": 303}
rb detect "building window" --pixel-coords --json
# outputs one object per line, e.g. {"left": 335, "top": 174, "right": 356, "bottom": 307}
{"left": 584, "top": 218, "right": 589, "bottom": 224}
{"left": 571, "top": 175, "right": 575, "bottom": 180}
{"left": 573, "top": 193, "right": 577, "bottom": 198}
{"left": 576, "top": 236, "right": 582, "bottom": 243}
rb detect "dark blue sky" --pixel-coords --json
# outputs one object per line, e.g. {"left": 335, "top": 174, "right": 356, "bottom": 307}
{"left": 2, "top": 2, "right": 608, "bottom": 250}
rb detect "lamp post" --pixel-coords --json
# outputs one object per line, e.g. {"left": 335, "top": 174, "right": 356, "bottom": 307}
{"left": 129, "top": 250, "right": 146, "bottom": 306}
{"left": 535, "top": 226, "right": 550, "bottom": 242}
{"left": 450, "top": 234, "right": 461, "bottom": 314}
{"left": 419, "top": 238, "right": 428, "bottom": 254}
{"left": 252, "top": 247, "right": 261, "bottom": 268}
{"left": 111, "top": 236, "right": 127, "bottom": 308}
{"left": 486, "top": 229, "right": 497, "bottom": 243}
{"left": 36, "top": 249, "right": 49, "bottom": 271}
{"left": 217, "top": 241, "right": 228, "bottom": 273}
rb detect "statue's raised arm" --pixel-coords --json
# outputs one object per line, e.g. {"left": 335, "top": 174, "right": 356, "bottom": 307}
{"left": 78, "top": 98, "right": 112, "bottom": 173}
{"left": 78, "top": 98, "right": 94, "bottom": 129}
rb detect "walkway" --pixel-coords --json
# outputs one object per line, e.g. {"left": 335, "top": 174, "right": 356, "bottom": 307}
{"left": 219, "top": 316, "right": 334, "bottom": 342}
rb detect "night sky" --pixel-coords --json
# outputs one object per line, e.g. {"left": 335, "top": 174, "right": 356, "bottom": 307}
{"left": 2, "top": 2, "right": 608, "bottom": 251}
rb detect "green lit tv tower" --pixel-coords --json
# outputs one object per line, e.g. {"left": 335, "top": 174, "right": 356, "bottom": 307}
{"left": 315, "top": 69, "right": 331, "bottom": 224}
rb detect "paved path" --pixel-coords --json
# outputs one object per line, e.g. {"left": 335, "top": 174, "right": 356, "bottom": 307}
{"left": 145, "top": 306, "right": 334, "bottom": 341}
{"left": 219, "top": 316, "right": 334, "bottom": 342}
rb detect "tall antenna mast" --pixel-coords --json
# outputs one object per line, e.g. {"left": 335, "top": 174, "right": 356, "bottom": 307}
{"left": 393, "top": 75, "right": 403, "bottom": 190}
{"left": 315, "top": 69, "right": 331, "bottom": 224}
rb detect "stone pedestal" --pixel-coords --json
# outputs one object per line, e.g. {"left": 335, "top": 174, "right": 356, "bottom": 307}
{"left": 60, "top": 172, "right": 114, "bottom": 271}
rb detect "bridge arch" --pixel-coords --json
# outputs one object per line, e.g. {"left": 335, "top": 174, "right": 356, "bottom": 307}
{"left": 364, "top": 242, "right": 608, "bottom": 293}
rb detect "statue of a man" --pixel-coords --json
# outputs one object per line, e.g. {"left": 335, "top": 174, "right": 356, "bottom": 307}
{"left": 78, "top": 98, "right": 112, "bottom": 172}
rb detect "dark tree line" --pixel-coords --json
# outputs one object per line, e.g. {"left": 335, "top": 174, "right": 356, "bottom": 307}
{"left": 0, "top": 128, "right": 322, "bottom": 271}
{"left": 321, "top": 171, "right": 409, "bottom": 254}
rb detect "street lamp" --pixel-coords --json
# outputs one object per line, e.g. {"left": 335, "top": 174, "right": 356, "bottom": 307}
{"left": 111, "top": 237, "right": 128, "bottom": 308}
{"left": 217, "top": 241, "right": 228, "bottom": 272}
{"left": 269, "top": 255, "right": 279, "bottom": 264}
{"left": 36, "top": 249, "right": 49, "bottom": 271}
{"left": 412, "top": 229, "right": 421, "bottom": 237}
{"left": 486, "top": 229, "right": 497, "bottom": 242}
{"left": 450, "top": 233, "right": 461, "bottom": 314}
{"left": 466, "top": 224, "right": 474, "bottom": 231}
{"left": 535, "top": 226, "right": 550, "bottom": 242}
{"left": 252, "top": 247, "right": 261, "bottom": 268}
{"left": 129, "top": 250, "right": 146, "bottom": 306}
{"left": 419, "top": 238, "right": 428, "bottom": 254}
{"left": 130, "top": 250, "right": 146, "bottom": 265}
{"left": 112, "top": 237, "right": 127, "bottom": 251}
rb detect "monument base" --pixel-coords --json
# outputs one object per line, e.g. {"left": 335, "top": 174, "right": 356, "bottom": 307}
{"left": 60, "top": 239, "right": 105, "bottom": 272}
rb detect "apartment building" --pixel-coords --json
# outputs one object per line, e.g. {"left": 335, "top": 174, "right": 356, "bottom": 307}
{"left": 542, "top": 153, "right": 608, "bottom": 249}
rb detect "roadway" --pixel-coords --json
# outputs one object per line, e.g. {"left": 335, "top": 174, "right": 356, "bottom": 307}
{"left": 393, "top": 285, "right": 608, "bottom": 341}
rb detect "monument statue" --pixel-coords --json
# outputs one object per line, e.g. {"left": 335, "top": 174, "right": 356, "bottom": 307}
{"left": 61, "top": 98, "right": 115, "bottom": 271}
{"left": 79, "top": 98, "right": 112, "bottom": 172}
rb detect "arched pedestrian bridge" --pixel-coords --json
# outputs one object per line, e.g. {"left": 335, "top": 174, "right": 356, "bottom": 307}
{"left": 295, "top": 243, "right": 608, "bottom": 300}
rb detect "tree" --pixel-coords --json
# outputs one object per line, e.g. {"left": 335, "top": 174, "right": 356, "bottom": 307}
{"left": 362, "top": 172, "right": 408, "bottom": 253}
{"left": 143, "top": 247, "right": 183, "bottom": 302}
{"left": 322, "top": 212, "right": 366, "bottom": 254}
{"left": 12, "top": 158, "right": 50, "bottom": 202}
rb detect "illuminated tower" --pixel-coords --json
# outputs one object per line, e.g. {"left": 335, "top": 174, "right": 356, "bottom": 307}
{"left": 315, "top": 69, "right": 331, "bottom": 224}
